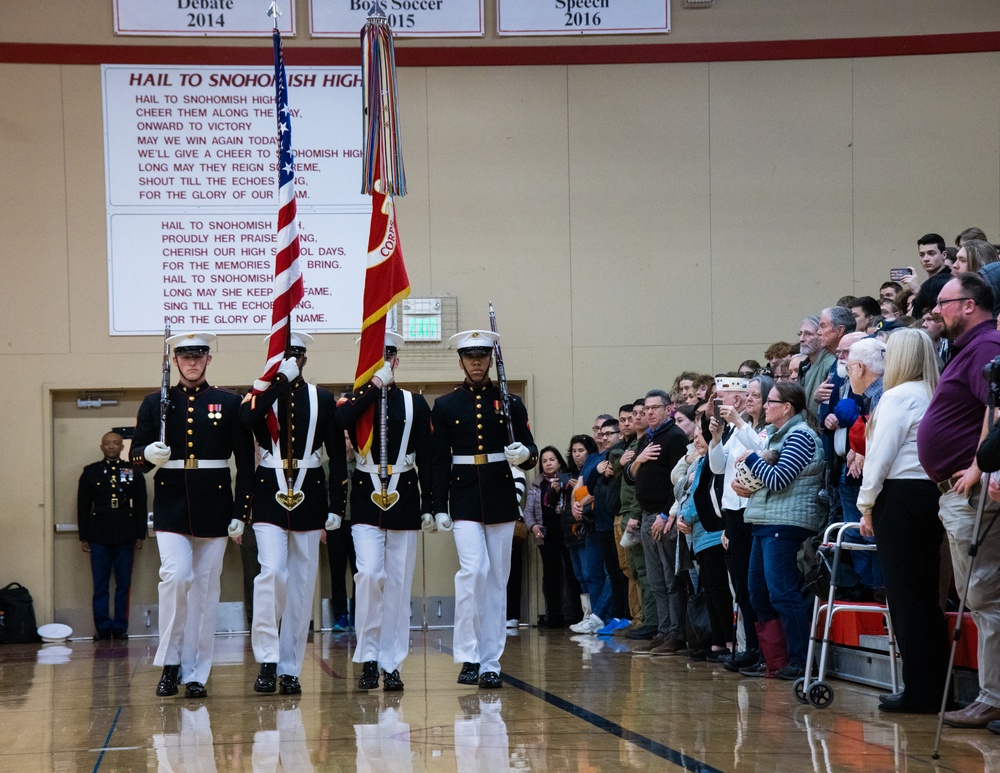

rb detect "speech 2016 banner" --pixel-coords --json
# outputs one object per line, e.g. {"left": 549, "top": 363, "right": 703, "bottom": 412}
{"left": 114, "top": 0, "right": 295, "bottom": 37}
{"left": 102, "top": 64, "right": 370, "bottom": 336}
{"left": 496, "top": 0, "right": 669, "bottom": 36}
{"left": 309, "top": 0, "right": 483, "bottom": 37}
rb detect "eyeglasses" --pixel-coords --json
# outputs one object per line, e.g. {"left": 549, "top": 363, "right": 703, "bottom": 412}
{"left": 765, "top": 399, "right": 788, "bottom": 405}
{"left": 599, "top": 430, "right": 619, "bottom": 438}
{"left": 934, "top": 297, "right": 972, "bottom": 309}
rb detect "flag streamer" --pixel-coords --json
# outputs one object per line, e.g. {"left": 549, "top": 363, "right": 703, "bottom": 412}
{"left": 361, "top": 2, "right": 406, "bottom": 196}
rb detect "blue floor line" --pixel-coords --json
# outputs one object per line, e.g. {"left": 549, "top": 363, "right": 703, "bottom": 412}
{"left": 436, "top": 639, "right": 723, "bottom": 772}
{"left": 92, "top": 705, "right": 123, "bottom": 773}
{"left": 501, "top": 672, "right": 726, "bottom": 773}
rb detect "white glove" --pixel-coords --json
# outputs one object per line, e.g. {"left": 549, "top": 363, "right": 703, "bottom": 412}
{"left": 277, "top": 356, "right": 299, "bottom": 382}
{"left": 420, "top": 513, "right": 436, "bottom": 532}
{"left": 145, "top": 441, "right": 171, "bottom": 466}
{"left": 504, "top": 442, "right": 530, "bottom": 466}
{"left": 435, "top": 512, "right": 453, "bottom": 532}
{"left": 325, "top": 513, "right": 342, "bottom": 530}
{"left": 373, "top": 360, "right": 394, "bottom": 387}
{"left": 227, "top": 519, "right": 244, "bottom": 538}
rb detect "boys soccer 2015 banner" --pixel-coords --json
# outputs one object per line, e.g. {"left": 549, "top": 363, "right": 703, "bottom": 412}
{"left": 114, "top": 0, "right": 295, "bottom": 36}
{"left": 310, "top": 0, "right": 483, "bottom": 38}
{"left": 496, "top": 0, "right": 669, "bottom": 36}
{"left": 102, "top": 64, "right": 370, "bottom": 336}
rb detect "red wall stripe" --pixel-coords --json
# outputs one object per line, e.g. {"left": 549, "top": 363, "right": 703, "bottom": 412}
{"left": 1, "top": 32, "right": 999, "bottom": 68}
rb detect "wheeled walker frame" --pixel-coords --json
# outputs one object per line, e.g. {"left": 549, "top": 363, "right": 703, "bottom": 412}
{"left": 794, "top": 521, "right": 899, "bottom": 708}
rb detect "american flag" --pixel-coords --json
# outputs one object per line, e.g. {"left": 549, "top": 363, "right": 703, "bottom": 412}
{"left": 250, "top": 28, "right": 304, "bottom": 443}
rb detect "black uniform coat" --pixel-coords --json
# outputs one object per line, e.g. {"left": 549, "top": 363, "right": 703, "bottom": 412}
{"left": 240, "top": 375, "right": 347, "bottom": 531}
{"left": 77, "top": 458, "right": 148, "bottom": 547}
{"left": 336, "top": 380, "right": 432, "bottom": 530}
{"left": 431, "top": 379, "right": 537, "bottom": 524}
{"left": 131, "top": 382, "right": 254, "bottom": 538}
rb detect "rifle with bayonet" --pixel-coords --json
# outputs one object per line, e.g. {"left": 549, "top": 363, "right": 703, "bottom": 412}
{"left": 159, "top": 323, "right": 171, "bottom": 443}
{"left": 488, "top": 302, "right": 515, "bottom": 445}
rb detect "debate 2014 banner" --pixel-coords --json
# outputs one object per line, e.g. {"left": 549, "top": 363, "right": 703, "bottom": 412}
{"left": 103, "top": 64, "right": 370, "bottom": 336}
{"left": 114, "top": 0, "right": 296, "bottom": 36}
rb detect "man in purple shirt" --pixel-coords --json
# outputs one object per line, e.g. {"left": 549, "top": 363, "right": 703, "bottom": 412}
{"left": 917, "top": 272, "right": 1000, "bottom": 729}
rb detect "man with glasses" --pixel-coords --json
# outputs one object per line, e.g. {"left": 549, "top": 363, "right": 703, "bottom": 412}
{"left": 624, "top": 389, "right": 690, "bottom": 655}
{"left": 796, "top": 316, "right": 832, "bottom": 418}
{"left": 431, "top": 329, "right": 537, "bottom": 689}
{"left": 918, "top": 273, "right": 1000, "bottom": 729}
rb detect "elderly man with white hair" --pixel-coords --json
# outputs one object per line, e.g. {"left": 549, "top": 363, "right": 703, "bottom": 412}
{"left": 837, "top": 335, "right": 888, "bottom": 593}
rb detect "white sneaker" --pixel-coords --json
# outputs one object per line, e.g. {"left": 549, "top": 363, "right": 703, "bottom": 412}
{"left": 506, "top": 619, "right": 519, "bottom": 629}
{"left": 569, "top": 616, "right": 590, "bottom": 633}
{"left": 578, "top": 614, "right": 605, "bottom": 634}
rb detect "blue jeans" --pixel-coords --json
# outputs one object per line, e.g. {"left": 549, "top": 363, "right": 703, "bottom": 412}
{"left": 840, "top": 469, "right": 884, "bottom": 590}
{"left": 748, "top": 525, "right": 815, "bottom": 664}
{"left": 583, "top": 532, "right": 612, "bottom": 620}
{"left": 90, "top": 542, "right": 135, "bottom": 632}
{"left": 567, "top": 538, "right": 607, "bottom": 617}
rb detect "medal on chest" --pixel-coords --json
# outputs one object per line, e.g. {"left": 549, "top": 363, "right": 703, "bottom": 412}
{"left": 207, "top": 403, "right": 222, "bottom": 420}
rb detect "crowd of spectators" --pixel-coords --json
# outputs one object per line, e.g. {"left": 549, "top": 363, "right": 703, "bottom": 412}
{"left": 522, "top": 228, "right": 1000, "bottom": 734}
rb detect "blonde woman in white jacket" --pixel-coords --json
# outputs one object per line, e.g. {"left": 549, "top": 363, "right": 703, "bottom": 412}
{"left": 856, "top": 328, "right": 947, "bottom": 714}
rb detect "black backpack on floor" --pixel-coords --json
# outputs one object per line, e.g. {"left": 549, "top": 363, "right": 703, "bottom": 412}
{"left": 0, "top": 583, "right": 42, "bottom": 643}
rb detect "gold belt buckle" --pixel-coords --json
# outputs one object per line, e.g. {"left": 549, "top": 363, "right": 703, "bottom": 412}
{"left": 185, "top": 458, "right": 198, "bottom": 470}
{"left": 473, "top": 453, "right": 488, "bottom": 465}
{"left": 111, "top": 498, "right": 119, "bottom": 509}
{"left": 386, "top": 464, "right": 393, "bottom": 475}
{"left": 282, "top": 459, "right": 299, "bottom": 470}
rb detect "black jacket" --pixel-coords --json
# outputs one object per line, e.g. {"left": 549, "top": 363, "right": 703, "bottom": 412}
{"left": 336, "top": 381, "right": 432, "bottom": 530}
{"left": 131, "top": 382, "right": 254, "bottom": 537}
{"left": 240, "top": 375, "right": 347, "bottom": 531}
{"left": 624, "top": 418, "right": 689, "bottom": 515}
{"left": 78, "top": 459, "right": 147, "bottom": 546}
{"left": 431, "top": 380, "right": 537, "bottom": 523}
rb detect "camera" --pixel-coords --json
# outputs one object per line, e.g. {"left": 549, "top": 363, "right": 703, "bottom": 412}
{"left": 983, "top": 356, "right": 1000, "bottom": 385}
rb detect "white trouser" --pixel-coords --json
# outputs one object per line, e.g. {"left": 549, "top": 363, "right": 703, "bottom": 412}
{"left": 251, "top": 523, "right": 321, "bottom": 677}
{"left": 351, "top": 524, "right": 417, "bottom": 672}
{"left": 152, "top": 706, "right": 216, "bottom": 773}
{"left": 355, "top": 707, "right": 413, "bottom": 773}
{"left": 252, "top": 705, "right": 314, "bottom": 773}
{"left": 454, "top": 699, "right": 511, "bottom": 773}
{"left": 452, "top": 520, "right": 514, "bottom": 674}
{"left": 154, "top": 532, "right": 228, "bottom": 686}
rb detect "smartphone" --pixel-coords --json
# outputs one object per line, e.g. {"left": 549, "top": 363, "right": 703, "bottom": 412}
{"left": 713, "top": 398, "right": 722, "bottom": 421}
{"left": 889, "top": 267, "right": 912, "bottom": 282}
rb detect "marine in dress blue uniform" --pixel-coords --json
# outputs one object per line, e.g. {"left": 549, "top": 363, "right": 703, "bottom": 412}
{"left": 240, "top": 332, "right": 348, "bottom": 695}
{"left": 336, "top": 332, "right": 433, "bottom": 691}
{"left": 131, "top": 332, "right": 254, "bottom": 699}
{"left": 431, "top": 329, "right": 537, "bottom": 688}
{"left": 78, "top": 431, "right": 147, "bottom": 640}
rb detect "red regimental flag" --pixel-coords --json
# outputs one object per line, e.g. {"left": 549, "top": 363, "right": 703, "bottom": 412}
{"left": 353, "top": 180, "right": 410, "bottom": 456}
{"left": 250, "top": 28, "right": 304, "bottom": 444}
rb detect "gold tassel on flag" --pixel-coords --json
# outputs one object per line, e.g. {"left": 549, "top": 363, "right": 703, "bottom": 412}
{"left": 361, "top": 1, "right": 406, "bottom": 196}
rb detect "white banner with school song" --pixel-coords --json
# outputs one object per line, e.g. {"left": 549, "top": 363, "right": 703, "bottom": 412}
{"left": 309, "top": 0, "right": 484, "bottom": 38}
{"left": 114, "top": 0, "right": 296, "bottom": 36}
{"left": 496, "top": 0, "right": 669, "bottom": 36}
{"left": 102, "top": 64, "right": 376, "bottom": 336}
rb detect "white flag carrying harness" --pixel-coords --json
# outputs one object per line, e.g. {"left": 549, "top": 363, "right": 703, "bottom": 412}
{"left": 355, "top": 389, "right": 414, "bottom": 511}
{"left": 260, "top": 383, "right": 320, "bottom": 511}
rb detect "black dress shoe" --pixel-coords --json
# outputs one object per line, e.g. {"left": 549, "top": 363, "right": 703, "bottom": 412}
{"left": 478, "top": 671, "right": 503, "bottom": 689}
{"left": 457, "top": 662, "right": 480, "bottom": 685}
{"left": 879, "top": 691, "right": 905, "bottom": 704}
{"left": 878, "top": 697, "right": 938, "bottom": 714}
{"left": 111, "top": 630, "right": 129, "bottom": 640}
{"left": 254, "top": 663, "right": 277, "bottom": 693}
{"left": 93, "top": 630, "right": 112, "bottom": 641}
{"left": 626, "top": 626, "right": 657, "bottom": 640}
{"left": 279, "top": 674, "right": 301, "bottom": 695}
{"left": 723, "top": 648, "right": 761, "bottom": 673}
{"left": 358, "top": 661, "right": 379, "bottom": 690}
{"left": 383, "top": 670, "right": 404, "bottom": 691}
{"left": 156, "top": 665, "right": 180, "bottom": 697}
{"left": 185, "top": 681, "right": 207, "bottom": 699}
